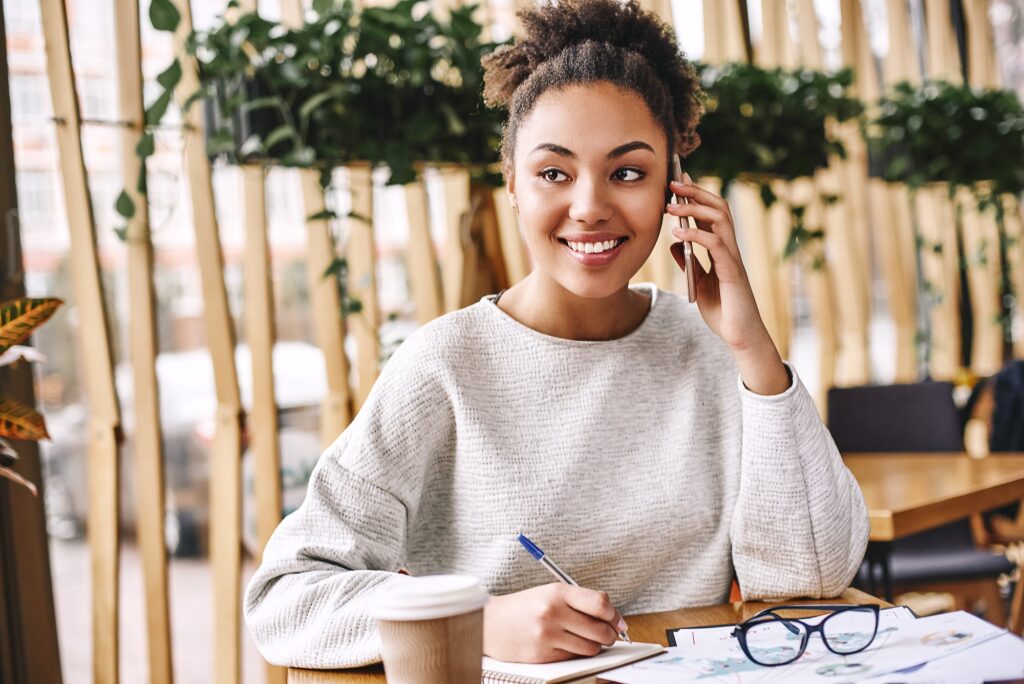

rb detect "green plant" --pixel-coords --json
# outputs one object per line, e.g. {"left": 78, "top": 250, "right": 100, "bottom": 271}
{"left": 866, "top": 81, "right": 1024, "bottom": 197}
{"left": 114, "top": 0, "right": 504, "bottom": 220}
{"left": 0, "top": 298, "right": 63, "bottom": 496}
{"left": 684, "top": 62, "right": 862, "bottom": 264}
{"left": 866, "top": 81, "right": 1024, "bottom": 350}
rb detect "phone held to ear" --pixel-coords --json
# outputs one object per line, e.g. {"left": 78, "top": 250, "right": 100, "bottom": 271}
{"left": 671, "top": 154, "right": 697, "bottom": 303}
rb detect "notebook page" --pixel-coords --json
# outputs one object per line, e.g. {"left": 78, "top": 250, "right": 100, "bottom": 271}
{"left": 482, "top": 641, "right": 664, "bottom": 683}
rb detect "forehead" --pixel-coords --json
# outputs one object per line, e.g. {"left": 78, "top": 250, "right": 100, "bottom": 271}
{"left": 515, "top": 82, "right": 666, "bottom": 158}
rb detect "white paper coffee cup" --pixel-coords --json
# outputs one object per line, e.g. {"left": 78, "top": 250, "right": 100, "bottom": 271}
{"left": 372, "top": 575, "right": 489, "bottom": 684}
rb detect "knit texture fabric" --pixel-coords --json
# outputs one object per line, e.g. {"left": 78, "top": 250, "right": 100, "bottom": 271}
{"left": 244, "top": 284, "right": 869, "bottom": 668}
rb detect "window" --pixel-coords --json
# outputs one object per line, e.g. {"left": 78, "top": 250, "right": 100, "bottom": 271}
{"left": 15, "top": 171, "right": 55, "bottom": 228}
{"left": 79, "top": 77, "right": 115, "bottom": 121}
{"left": 9, "top": 74, "right": 49, "bottom": 125}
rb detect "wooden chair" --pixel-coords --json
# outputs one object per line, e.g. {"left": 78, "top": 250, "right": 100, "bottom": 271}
{"left": 828, "top": 382, "right": 1016, "bottom": 628}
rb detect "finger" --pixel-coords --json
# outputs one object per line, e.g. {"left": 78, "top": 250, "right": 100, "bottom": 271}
{"left": 552, "top": 631, "right": 607, "bottom": 657}
{"left": 672, "top": 228, "right": 742, "bottom": 283}
{"left": 665, "top": 203, "right": 740, "bottom": 255}
{"left": 560, "top": 606, "right": 620, "bottom": 647}
{"left": 669, "top": 178, "right": 730, "bottom": 214}
{"left": 561, "top": 586, "right": 624, "bottom": 631}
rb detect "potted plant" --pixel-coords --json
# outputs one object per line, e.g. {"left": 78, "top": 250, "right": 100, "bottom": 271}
{"left": 683, "top": 62, "right": 863, "bottom": 263}
{"left": 0, "top": 297, "right": 63, "bottom": 496}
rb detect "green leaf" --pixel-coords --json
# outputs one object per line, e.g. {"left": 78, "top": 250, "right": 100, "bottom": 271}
{"left": 239, "top": 96, "right": 282, "bottom": 114}
{"left": 136, "top": 165, "right": 148, "bottom": 195}
{"left": 0, "top": 298, "right": 62, "bottom": 353}
{"left": 145, "top": 91, "right": 173, "bottom": 126}
{"left": 323, "top": 257, "right": 348, "bottom": 278}
{"left": 149, "top": 0, "right": 181, "bottom": 32}
{"left": 135, "top": 132, "right": 155, "bottom": 157}
{"left": 156, "top": 59, "right": 182, "bottom": 91}
{"left": 307, "top": 209, "right": 337, "bottom": 221}
{"left": 298, "top": 90, "right": 338, "bottom": 125}
{"left": 262, "top": 124, "right": 299, "bottom": 151}
{"left": 114, "top": 226, "right": 129, "bottom": 242}
{"left": 115, "top": 190, "right": 136, "bottom": 219}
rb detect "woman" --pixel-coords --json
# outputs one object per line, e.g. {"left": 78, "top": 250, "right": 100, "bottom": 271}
{"left": 244, "top": 0, "right": 868, "bottom": 668}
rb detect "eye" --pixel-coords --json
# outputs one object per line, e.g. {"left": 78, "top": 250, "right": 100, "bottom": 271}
{"left": 539, "top": 167, "right": 569, "bottom": 183}
{"left": 613, "top": 167, "right": 644, "bottom": 182}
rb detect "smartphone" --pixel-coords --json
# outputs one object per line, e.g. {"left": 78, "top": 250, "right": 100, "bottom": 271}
{"left": 671, "top": 154, "right": 697, "bottom": 303}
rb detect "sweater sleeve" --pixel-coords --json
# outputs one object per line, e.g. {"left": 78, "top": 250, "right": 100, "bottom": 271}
{"left": 243, "top": 334, "right": 454, "bottom": 668}
{"left": 730, "top": 362, "right": 869, "bottom": 600}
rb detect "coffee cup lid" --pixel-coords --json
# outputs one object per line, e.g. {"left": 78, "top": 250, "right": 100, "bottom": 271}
{"left": 372, "top": 574, "right": 489, "bottom": 621}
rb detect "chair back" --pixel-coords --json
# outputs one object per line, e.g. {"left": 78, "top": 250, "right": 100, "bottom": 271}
{"left": 827, "top": 381, "right": 963, "bottom": 453}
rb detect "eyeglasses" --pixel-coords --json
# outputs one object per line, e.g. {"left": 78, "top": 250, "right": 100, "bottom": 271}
{"left": 730, "top": 604, "right": 881, "bottom": 666}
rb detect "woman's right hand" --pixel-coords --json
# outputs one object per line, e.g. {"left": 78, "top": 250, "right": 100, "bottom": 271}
{"left": 482, "top": 583, "right": 627, "bottom": 663}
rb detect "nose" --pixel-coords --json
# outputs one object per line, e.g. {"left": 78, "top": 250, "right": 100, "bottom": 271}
{"left": 567, "top": 174, "right": 613, "bottom": 225}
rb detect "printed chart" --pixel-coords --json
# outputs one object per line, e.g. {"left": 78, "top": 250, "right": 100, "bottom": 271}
{"left": 601, "top": 608, "right": 1007, "bottom": 683}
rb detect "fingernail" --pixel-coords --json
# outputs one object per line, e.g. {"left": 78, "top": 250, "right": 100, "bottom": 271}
{"left": 617, "top": 617, "right": 628, "bottom": 632}
{"left": 683, "top": 172, "right": 693, "bottom": 184}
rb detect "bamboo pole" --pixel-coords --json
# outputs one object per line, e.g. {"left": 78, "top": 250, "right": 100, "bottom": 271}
{"left": 300, "top": 170, "right": 354, "bottom": 447}
{"left": 345, "top": 167, "right": 380, "bottom": 409}
{"left": 959, "top": 185, "right": 1005, "bottom": 375}
{"left": 791, "top": 0, "right": 860, "bottom": 397}
{"left": 1005, "top": 195, "right": 1024, "bottom": 359}
{"left": 39, "top": 2, "right": 123, "bottom": 682}
{"left": 404, "top": 181, "right": 445, "bottom": 324}
{"left": 492, "top": 188, "right": 530, "bottom": 286}
{"left": 868, "top": 0, "right": 922, "bottom": 381}
{"left": 242, "top": 166, "right": 286, "bottom": 684}
{"left": 113, "top": 0, "right": 171, "bottom": 682}
{"left": 280, "top": 0, "right": 305, "bottom": 28}
{"left": 170, "top": 0, "right": 246, "bottom": 681}
{"left": 963, "top": 0, "right": 999, "bottom": 89}
{"left": 441, "top": 167, "right": 472, "bottom": 311}
{"left": 918, "top": 0, "right": 965, "bottom": 379}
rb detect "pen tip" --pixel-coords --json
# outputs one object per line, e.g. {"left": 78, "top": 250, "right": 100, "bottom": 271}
{"left": 517, "top": 533, "right": 544, "bottom": 560}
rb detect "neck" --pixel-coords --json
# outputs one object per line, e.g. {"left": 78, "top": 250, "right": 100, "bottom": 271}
{"left": 496, "top": 273, "right": 652, "bottom": 341}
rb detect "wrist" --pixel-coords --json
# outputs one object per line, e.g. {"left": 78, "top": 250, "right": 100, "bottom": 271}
{"left": 733, "top": 337, "right": 790, "bottom": 396}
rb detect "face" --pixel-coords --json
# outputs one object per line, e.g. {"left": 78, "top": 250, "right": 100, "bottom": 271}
{"left": 508, "top": 82, "right": 669, "bottom": 300}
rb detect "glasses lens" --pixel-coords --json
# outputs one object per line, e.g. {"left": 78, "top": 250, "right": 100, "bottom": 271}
{"left": 822, "top": 608, "right": 878, "bottom": 654}
{"left": 744, "top": 617, "right": 806, "bottom": 665}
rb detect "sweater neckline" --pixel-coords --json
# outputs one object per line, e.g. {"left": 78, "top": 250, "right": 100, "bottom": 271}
{"left": 479, "top": 283, "right": 662, "bottom": 347}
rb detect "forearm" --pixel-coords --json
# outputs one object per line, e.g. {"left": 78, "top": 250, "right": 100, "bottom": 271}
{"left": 730, "top": 365, "right": 869, "bottom": 599}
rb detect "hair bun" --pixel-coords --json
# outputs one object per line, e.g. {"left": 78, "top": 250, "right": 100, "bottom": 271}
{"left": 482, "top": 0, "right": 684, "bottom": 110}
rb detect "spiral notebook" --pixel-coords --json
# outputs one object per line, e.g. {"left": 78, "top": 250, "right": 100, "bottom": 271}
{"left": 482, "top": 641, "right": 664, "bottom": 683}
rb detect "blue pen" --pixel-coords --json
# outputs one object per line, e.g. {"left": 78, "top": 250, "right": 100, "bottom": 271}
{"left": 517, "top": 533, "right": 632, "bottom": 643}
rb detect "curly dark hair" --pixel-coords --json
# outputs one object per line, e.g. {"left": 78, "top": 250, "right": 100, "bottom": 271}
{"left": 481, "top": 0, "right": 702, "bottom": 170}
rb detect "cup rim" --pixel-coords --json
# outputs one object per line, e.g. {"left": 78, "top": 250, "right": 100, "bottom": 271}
{"left": 372, "top": 574, "right": 489, "bottom": 621}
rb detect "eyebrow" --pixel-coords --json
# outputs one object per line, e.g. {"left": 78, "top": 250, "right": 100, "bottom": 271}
{"left": 529, "top": 141, "right": 656, "bottom": 159}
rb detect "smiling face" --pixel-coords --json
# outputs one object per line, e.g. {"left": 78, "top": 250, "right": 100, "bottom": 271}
{"left": 508, "top": 81, "right": 670, "bottom": 301}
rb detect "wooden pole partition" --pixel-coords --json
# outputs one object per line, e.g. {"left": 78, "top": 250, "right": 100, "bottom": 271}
{"left": 113, "top": 1, "right": 172, "bottom": 682}
{"left": 958, "top": 185, "right": 1005, "bottom": 375}
{"left": 241, "top": 165, "right": 286, "bottom": 684}
{"left": 299, "top": 170, "right": 354, "bottom": 448}
{"left": 1006, "top": 196, "right": 1024, "bottom": 360}
{"left": 868, "top": 0, "right": 923, "bottom": 382}
{"left": 492, "top": 187, "right": 530, "bottom": 286}
{"left": 39, "top": 1, "right": 123, "bottom": 682}
{"left": 441, "top": 168, "right": 472, "bottom": 312}
{"left": 345, "top": 167, "right": 380, "bottom": 410}
{"left": 793, "top": 0, "right": 871, "bottom": 388}
{"left": 403, "top": 181, "right": 444, "bottom": 325}
{"left": 170, "top": 0, "right": 246, "bottom": 680}
{"left": 914, "top": 185, "right": 962, "bottom": 378}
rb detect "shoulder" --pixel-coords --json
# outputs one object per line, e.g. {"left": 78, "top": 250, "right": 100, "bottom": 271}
{"left": 646, "top": 288, "right": 733, "bottom": 361}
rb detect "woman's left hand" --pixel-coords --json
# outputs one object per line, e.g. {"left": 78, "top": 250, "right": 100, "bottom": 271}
{"left": 665, "top": 174, "right": 790, "bottom": 395}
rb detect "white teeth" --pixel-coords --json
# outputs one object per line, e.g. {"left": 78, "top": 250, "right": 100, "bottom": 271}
{"left": 565, "top": 238, "right": 622, "bottom": 253}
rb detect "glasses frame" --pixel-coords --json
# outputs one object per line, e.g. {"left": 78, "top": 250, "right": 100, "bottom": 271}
{"left": 730, "top": 604, "right": 881, "bottom": 667}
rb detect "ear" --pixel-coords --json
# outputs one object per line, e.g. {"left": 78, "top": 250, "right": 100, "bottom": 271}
{"left": 506, "top": 170, "right": 517, "bottom": 209}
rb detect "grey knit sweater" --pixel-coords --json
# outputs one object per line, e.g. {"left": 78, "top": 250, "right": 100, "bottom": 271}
{"left": 244, "top": 284, "right": 869, "bottom": 668}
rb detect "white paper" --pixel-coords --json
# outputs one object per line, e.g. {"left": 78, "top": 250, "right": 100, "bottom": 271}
{"left": 600, "top": 609, "right": 1006, "bottom": 684}
{"left": 878, "top": 632, "right": 1024, "bottom": 684}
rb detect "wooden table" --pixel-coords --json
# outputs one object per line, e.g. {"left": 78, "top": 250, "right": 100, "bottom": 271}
{"left": 844, "top": 453, "right": 1024, "bottom": 600}
{"left": 288, "top": 588, "right": 886, "bottom": 683}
